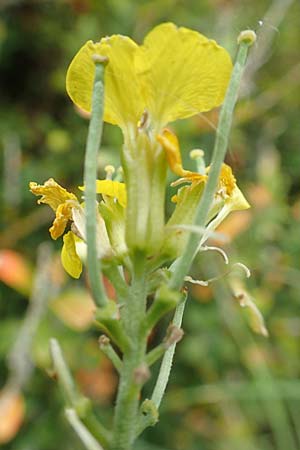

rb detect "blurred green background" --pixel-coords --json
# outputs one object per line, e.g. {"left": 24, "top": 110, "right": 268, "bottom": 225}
{"left": 1, "top": 0, "right": 300, "bottom": 449}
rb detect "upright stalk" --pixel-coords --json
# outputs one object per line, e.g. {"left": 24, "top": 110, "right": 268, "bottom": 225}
{"left": 84, "top": 57, "right": 108, "bottom": 307}
{"left": 151, "top": 31, "right": 256, "bottom": 417}
{"left": 169, "top": 34, "right": 255, "bottom": 292}
{"left": 111, "top": 254, "right": 148, "bottom": 450}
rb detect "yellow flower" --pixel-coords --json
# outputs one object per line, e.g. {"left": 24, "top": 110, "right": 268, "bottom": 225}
{"left": 157, "top": 128, "right": 249, "bottom": 258}
{"left": 157, "top": 128, "right": 206, "bottom": 183}
{"left": 30, "top": 179, "right": 84, "bottom": 277}
{"left": 29, "top": 178, "right": 77, "bottom": 240}
{"left": 61, "top": 231, "right": 83, "bottom": 279}
{"left": 66, "top": 22, "right": 232, "bottom": 132}
{"left": 157, "top": 127, "right": 248, "bottom": 210}
{"left": 30, "top": 178, "right": 127, "bottom": 278}
{"left": 79, "top": 179, "right": 127, "bottom": 208}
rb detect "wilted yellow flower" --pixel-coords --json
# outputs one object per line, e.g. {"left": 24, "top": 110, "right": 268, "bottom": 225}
{"left": 66, "top": 22, "right": 232, "bottom": 133}
{"left": 30, "top": 178, "right": 127, "bottom": 278}
{"left": 157, "top": 128, "right": 206, "bottom": 184}
{"left": 156, "top": 128, "right": 250, "bottom": 259}
{"left": 29, "top": 179, "right": 77, "bottom": 240}
{"left": 79, "top": 179, "right": 127, "bottom": 208}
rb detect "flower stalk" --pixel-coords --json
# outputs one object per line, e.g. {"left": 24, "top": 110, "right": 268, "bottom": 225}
{"left": 169, "top": 36, "right": 255, "bottom": 292}
{"left": 84, "top": 56, "right": 108, "bottom": 307}
{"left": 49, "top": 338, "right": 111, "bottom": 449}
{"left": 30, "top": 23, "right": 259, "bottom": 450}
{"left": 150, "top": 33, "right": 256, "bottom": 428}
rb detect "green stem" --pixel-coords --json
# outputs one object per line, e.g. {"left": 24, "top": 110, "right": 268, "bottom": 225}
{"left": 99, "top": 335, "right": 122, "bottom": 373}
{"left": 146, "top": 344, "right": 166, "bottom": 367}
{"left": 111, "top": 255, "right": 148, "bottom": 450}
{"left": 102, "top": 263, "right": 128, "bottom": 300}
{"left": 169, "top": 39, "right": 252, "bottom": 292}
{"left": 136, "top": 300, "right": 186, "bottom": 437}
{"left": 144, "top": 33, "right": 256, "bottom": 433}
{"left": 84, "top": 60, "right": 107, "bottom": 307}
{"left": 65, "top": 409, "right": 104, "bottom": 450}
{"left": 50, "top": 338, "right": 111, "bottom": 448}
{"left": 50, "top": 338, "right": 77, "bottom": 406}
{"left": 151, "top": 299, "right": 186, "bottom": 408}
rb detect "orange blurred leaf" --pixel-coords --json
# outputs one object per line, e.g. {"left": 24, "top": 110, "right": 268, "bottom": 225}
{"left": 76, "top": 358, "right": 118, "bottom": 404}
{"left": 0, "top": 250, "right": 32, "bottom": 295}
{"left": 0, "top": 389, "right": 25, "bottom": 444}
{"left": 50, "top": 288, "right": 96, "bottom": 330}
{"left": 213, "top": 210, "right": 252, "bottom": 244}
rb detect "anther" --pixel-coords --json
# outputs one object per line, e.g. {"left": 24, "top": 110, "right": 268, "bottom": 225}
{"left": 189, "top": 149, "right": 204, "bottom": 160}
{"left": 104, "top": 165, "right": 115, "bottom": 180}
{"left": 237, "top": 30, "right": 257, "bottom": 46}
{"left": 189, "top": 149, "right": 206, "bottom": 175}
{"left": 91, "top": 54, "right": 109, "bottom": 65}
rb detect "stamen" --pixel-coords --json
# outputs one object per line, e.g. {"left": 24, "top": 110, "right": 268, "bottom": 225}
{"left": 104, "top": 165, "right": 115, "bottom": 180}
{"left": 114, "top": 166, "right": 124, "bottom": 182}
{"left": 91, "top": 54, "right": 109, "bottom": 65}
{"left": 232, "top": 262, "right": 251, "bottom": 278}
{"left": 200, "top": 245, "right": 229, "bottom": 264}
{"left": 184, "top": 276, "right": 209, "bottom": 287}
{"left": 189, "top": 149, "right": 206, "bottom": 175}
{"left": 189, "top": 149, "right": 204, "bottom": 159}
{"left": 167, "top": 224, "right": 227, "bottom": 242}
{"left": 170, "top": 178, "right": 190, "bottom": 187}
{"left": 184, "top": 261, "right": 251, "bottom": 289}
{"left": 237, "top": 30, "right": 257, "bottom": 46}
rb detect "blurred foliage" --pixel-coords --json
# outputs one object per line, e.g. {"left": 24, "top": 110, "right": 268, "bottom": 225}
{"left": 1, "top": 0, "right": 300, "bottom": 449}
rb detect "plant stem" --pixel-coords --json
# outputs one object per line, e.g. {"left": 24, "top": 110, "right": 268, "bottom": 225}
{"left": 99, "top": 335, "right": 122, "bottom": 373}
{"left": 65, "top": 409, "right": 104, "bottom": 450}
{"left": 50, "top": 338, "right": 111, "bottom": 448}
{"left": 7, "top": 244, "right": 52, "bottom": 389}
{"left": 111, "top": 254, "right": 148, "bottom": 450}
{"left": 49, "top": 338, "right": 77, "bottom": 406}
{"left": 151, "top": 299, "right": 186, "bottom": 408}
{"left": 146, "top": 344, "right": 166, "bottom": 367}
{"left": 148, "top": 34, "right": 256, "bottom": 426}
{"left": 84, "top": 60, "right": 107, "bottom": 307}
{"left": 169, "top": 39, "right": 252, "bottom": 292}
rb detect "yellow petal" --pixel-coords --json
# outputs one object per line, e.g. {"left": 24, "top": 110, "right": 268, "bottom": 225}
{"left": 206, "top": 163, "right": 237, "bottom": 197}
{"left": 29, "top": 178, "right": 77, "bottom": 211}
{"left": 79, "top": 180, "right": 127, "bottom": 207}
{"left": 136, "top": 22, "right": 232, "bottom": 125}
{"left": 50, "top": 202, "right": 73, "bottom": 240}
{"left": 61, "top": 231, "right": 82, "bottom": 279}
{"left": 157, "top": 128, "right": 206, "bottom": 185}
{"left": 227, "top": 186, "right": 250, "bottom": 211}
{"left": 157, "top": 128, "right": 188, "bottom": 177}
{"left": 66, "top": 37, "right": 143, "bottom": 128}
{"left": 95, "top": 180, "right": 127, "bottom": 207}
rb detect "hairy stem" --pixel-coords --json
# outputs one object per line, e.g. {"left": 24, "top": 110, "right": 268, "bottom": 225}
{"left": 151, "top": 299, "right": 186, "bottom": 408}
{"left": 169, "top": 39, "right": 252, "bottom": 292}
{"left": 111, "top": 254, "right": 148, "bottom": 450}
{"left": 50, "top": 338, "right": 111, "bottom": 448}
{"left": 84, "top": 60, "right": 107, "bottom": 307}
{"left": 65, "top": 409, "right": 104, "bottom": 450}
{"left": 149, "top": 34, "right": 256, "bottom": 424}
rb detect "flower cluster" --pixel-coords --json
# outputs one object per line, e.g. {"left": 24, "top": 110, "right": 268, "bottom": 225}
{"left": 30, "top": 22, "right": 249, "bottom": 278}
